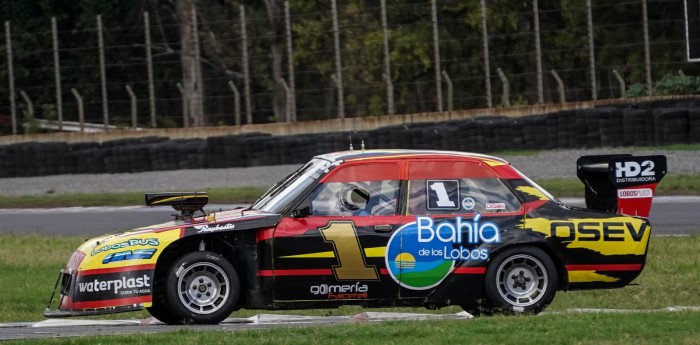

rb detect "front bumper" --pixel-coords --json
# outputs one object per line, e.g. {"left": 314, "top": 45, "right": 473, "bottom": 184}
{"left": 44, "top": 266, "right": 153, "bottom": 318}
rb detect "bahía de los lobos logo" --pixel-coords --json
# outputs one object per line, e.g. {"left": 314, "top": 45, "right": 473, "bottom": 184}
{"left": 385, "top": 214, "right": 500, "bottom": 290}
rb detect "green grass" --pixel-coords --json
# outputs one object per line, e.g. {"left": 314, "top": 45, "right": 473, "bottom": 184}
{"left": 6, "top": 312, "right": 700, "bottom": 345}
{"left": 1, "top": 234, "right": 698, "bottom": 343}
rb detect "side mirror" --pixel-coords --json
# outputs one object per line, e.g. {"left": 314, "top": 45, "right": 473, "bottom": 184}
{"left": 291, "top": 206, "right": 311, "bottom": 218}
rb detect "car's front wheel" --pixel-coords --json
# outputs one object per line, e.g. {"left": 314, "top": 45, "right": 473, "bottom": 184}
{"left": 484, "top": 246, "right": 557, "bottom": 314}
{"left": 163, "top": 251, "right": 240, "bottom": 324}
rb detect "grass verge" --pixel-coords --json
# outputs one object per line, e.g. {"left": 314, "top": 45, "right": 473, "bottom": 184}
{"left": 6, "top": 311, "right": 700, "bottom": 345}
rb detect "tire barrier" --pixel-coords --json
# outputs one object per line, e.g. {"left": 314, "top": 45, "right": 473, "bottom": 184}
{"left": 0, "top": 104, "right": 698, "bottom": 178}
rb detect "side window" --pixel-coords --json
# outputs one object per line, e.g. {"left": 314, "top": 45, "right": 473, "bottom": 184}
{"left": 408, "top": 178, "right": 521, "bottom": 215}
{"left": 308, "top": 180, "right": 399, "bottom": 216}
{"left": 407, "top": 160, "right": 521, "bottom": 215}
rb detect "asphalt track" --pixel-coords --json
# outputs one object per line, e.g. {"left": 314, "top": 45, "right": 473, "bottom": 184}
{"left": 0, "top": 197, "right": 697, "bottom": 237}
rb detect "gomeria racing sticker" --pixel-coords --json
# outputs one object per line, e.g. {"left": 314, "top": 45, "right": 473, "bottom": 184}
{"left": 385, "top": 214, "right": 500, "bottom": 290}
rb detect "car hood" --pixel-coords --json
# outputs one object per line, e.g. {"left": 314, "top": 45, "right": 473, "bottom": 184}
{"left": 76, "top": 208, "right": 282, "bottom": 256}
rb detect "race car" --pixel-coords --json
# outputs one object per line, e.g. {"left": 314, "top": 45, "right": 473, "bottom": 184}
{"left": 44, "top": 150, "right": 667, "bottom": 324}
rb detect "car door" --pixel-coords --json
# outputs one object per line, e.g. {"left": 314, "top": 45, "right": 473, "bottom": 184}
{"left": 271, "top": 160, "right": 409, "bottom": 303}
{"left": 394, "top": 159, "right": 523, "bottom": 301}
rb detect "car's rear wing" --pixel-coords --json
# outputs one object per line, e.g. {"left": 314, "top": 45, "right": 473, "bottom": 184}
{"left": 576, "top": 155, "right": 667, "bottom": 217}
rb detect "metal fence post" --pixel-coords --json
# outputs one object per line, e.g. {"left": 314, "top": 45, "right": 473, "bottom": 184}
{"left": 331, "top": 0, "right": 345, "bottom": 119}
{"left": 97, "top": 15, "right": 109, "bottom": 129}
{"left": 284, "top": 1, "right": 296, "bottom": 121}
{"left": 550, "top": 70, "right": 565, "bottom": 104}
{"left": 441, "top": 71, "right": 453, "bottom": 111}
{"left": 612, "top": 69, "right": 626, "bottom": 98}
{"left": 586, "top": 0, "right": 597, "bottom": 100}
{"left": 51, "top": 17, "right": 63, "bottom": 131}
{"left": 381, "top": 0, "right": 394, "bottom": 115}
{"left": 227, "top": 81, "right": 241, "bottom": 126}
{"left": 176, "top": 82, "right": 189, "bottom": 128}
{"left": 19, "top": 91, "right": 34, "bottom": 122}
{"left": 533, "top": 0, "right": 543, "bottom": 104}
{"left": 480, "top": 0, "right": 492, "bottom": 108}
{"left": 278, "top": 79, "right": 292, "bottom": 122}
{"left": 5, "top": 21, "right": 17, "bottom": 135}
{"left": 642, "top": 0, "right": 652, "bottom": 95}
{"left": 70, "top": 88, "right": 85, "bottom": 133}
{"left": 431, "top": 0, "right": 443, "bottom": 112}
{"left": 125, "top": 85, "right": 137, "bottom": 128}
{"left": 144, "top": 11, "right": 157, "bottom": 128}
{"left": 240, "top": 5, "right": 252, "bottom": 125}
{"left": 496, "top": 68, "right": 510, "bottom": 107}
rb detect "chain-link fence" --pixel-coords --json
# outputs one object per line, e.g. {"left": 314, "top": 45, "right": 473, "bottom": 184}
{"left": 0, "top": 0, "right": 697, "bottom": 135}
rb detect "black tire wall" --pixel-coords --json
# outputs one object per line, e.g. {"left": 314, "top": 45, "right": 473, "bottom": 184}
{"left": 0, "top": 101, "right": 698, "bottom": 178}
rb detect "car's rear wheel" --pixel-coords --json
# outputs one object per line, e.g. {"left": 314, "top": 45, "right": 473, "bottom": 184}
{"left": 484, "top": 246, "right": 557, "bottom": 314}
{"left": 163, "top": 251, "right": 239, "bottom": 324}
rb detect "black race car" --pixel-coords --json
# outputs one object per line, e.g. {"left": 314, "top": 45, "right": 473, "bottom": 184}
{"left": 45, "top": 150, "right": 666, "bottom": 324}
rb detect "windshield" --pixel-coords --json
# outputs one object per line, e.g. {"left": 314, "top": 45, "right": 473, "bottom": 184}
{"left": 251, "top": 158, "right": 333, "bottom": 213}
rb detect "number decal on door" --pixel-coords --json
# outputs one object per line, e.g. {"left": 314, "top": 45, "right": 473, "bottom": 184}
{"left": 426, "top": 180, "right": 460, "bottom": 210}
{"left": 320, "top": 222, "right": 379, "bottom": 280}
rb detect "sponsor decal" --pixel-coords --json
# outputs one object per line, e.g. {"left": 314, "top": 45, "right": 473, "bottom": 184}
{"left": 73, "top": 270, "right": 154, "bottom": 302}
{"left": 485, "top": 202, "right": 506, "bottom": 211}
{"left": 385, "top": 214, "right": 500, "bottom": 290}
{"left": 426, "top": 180, "right": 460, "bottom": 211}
{"left": 78, "top": 275, "right": 151, "bottom": 295}
{"left": 548, "top": 220, "right": 647, "bottom": 242}
{"left": 617, "top": 188, "right": 653, "bottom": 199}
{"left": 102, "top": 248, "right": 157, "bottom": 264}
{"left": 462, "top": 197, "right": 475, "bottom": 210}
{"left": 192, "top": 223, "right": 236, "bottom": 233}
{"left": 310, "top": 283, "right": 369, "bottom": 299}
{"left": 523, "top": 217, "right": 650, "bottom": 256}
{"left": 91, "top": 238, "right": 159, "bottom": 256}
{"left": 614, "top": 160, "right": 656, "bottom": 184}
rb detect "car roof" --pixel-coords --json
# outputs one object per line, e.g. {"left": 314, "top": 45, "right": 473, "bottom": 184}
{"left": 315, "top": 149, "right": 510, "bottom": 165}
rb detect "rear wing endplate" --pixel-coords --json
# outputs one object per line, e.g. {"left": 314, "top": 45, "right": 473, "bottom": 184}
{"left": 576, "top": 155, "right": 667, "bottom": 217}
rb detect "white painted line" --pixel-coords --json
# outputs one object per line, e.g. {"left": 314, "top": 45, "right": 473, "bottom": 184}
{"left": 247, "top": 314, "right": 350, "bottom": 325}
{"left": 354, "top": 311, "right": 472, "bottom": 321}
{"left": 32, "top": 319, "right": 142, "bottom": 328}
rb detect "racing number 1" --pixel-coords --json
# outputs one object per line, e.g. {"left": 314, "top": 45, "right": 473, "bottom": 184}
{"left": 320, "top": 222, "right": 379, "bottom": 280}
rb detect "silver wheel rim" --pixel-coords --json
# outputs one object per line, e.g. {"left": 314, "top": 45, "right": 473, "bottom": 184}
{"left": 495, "top": 254, "right": 548, "bottom": 307}
{"left": 177, "top": 262, "right": 230, "bottom": 314}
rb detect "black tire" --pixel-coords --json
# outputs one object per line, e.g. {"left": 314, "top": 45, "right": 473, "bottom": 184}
{"left": 146, "top": 300, "right": 180, "bottom": 325}
{"left": 484, "top": 246, "right": 557, "bottom": 314}
{"left": 164, "top": 251, "right": 240, "bottom": 324}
